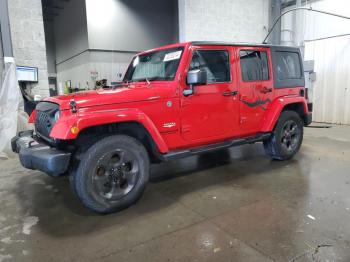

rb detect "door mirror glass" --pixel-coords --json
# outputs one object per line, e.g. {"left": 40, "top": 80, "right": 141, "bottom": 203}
{"left": 187, "top": 69, "right": 207, "bottom": 86}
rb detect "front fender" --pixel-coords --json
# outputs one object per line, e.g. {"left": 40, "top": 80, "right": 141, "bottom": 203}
{"left": 260, "top": 96, "right": 308, "bottom": 132}
{"left": 50, "top": 108, "right": 169, "bottom": 153}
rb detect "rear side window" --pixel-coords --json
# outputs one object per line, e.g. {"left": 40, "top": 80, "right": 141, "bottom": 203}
{"left": 239, "top": 50, "right": 269, "bottom": 81}
{"left": 189, "top": 50, "right": 230, "bottom": 83}
{"left": 274, "top": 52, "right": 302, "bottom": 80}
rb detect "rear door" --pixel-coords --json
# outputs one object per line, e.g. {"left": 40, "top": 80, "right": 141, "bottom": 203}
{"left": 235, "top": 47, "right": 274, "bottom": 136}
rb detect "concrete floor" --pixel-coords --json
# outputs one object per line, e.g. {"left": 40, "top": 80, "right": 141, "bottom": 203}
{"left": 0, "top": 124, "right": 350, "bottom": 262}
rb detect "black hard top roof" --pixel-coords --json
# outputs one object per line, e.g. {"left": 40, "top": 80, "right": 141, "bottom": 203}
{"left": 191, "top": 41, "right": 297, "bottom": 49}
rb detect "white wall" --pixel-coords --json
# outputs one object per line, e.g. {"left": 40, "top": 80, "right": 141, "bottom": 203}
{"left": 0, "top": 33, "right": 3, "bottom": 85}
{"left": 44, "top": 21, "right": 56, "bottom": 76}
{"left": 90, "top": 51, "right": 136, "bottom": 84}
{"left": 54, "top": 0, "right": 88, "bottom": 64}
{"left": 56, "top": 51, "right": 91, "bottom": 90}
{"left": 178, "top": 0, "right": 269, "bottom": 42}
{"left": 85, "top": 0, "right": 178, "bottom": 51}
{"left": 54, "top": 0, "right": 178, "bottom": 89}
{"left": 281, "top": 0, "right": 350, "bottom": 124}
{"left": 281, "top": 0, "right": 350, "bottom": 46}
{"left": 53, "top": 0, "right": 89, "bottom": 89}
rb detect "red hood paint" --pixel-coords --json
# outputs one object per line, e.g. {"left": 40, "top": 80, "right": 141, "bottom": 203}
{"left": 45, "top": 83, "right": 162, "bottom": 110}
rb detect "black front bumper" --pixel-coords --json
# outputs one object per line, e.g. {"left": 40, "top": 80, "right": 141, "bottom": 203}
{"left": 11, "top": 131, "right": 71, "bottom": 177}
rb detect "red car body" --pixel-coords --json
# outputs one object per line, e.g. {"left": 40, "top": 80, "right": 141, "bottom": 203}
{"left": 29, "top": 42, "right": 310, "bottom": 154}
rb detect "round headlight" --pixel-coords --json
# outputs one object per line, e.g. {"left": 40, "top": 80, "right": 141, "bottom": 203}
{"left": 54, "top": 111, "right": 60, "bottom": 122}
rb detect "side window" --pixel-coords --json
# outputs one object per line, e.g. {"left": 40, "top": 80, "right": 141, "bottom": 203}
{"left": 275, "top": 52, "right": 302, "bottom": 80}
{"left": 189, "top": 50, "right": 230, "bottom": 83}
{"left": 239, "top": 50, "right": 269, "bottom": 81}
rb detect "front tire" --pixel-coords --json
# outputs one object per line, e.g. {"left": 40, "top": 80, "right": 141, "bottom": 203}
{"left": 71, "top": 135, "right": 150, "bottom": 214}
{"left": 263, "top": 111, "right": 303, "bottom": 160}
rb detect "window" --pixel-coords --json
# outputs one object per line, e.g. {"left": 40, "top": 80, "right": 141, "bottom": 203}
{"left": 275, "top": 52, "right": 302, "bottom": 80}
{"left": 239, "top": 50, "right": 269, "bottom": 81}
{"left": 124, "top": 47, "right": 184, "bottom": 82}
{"left": 189, "top": 50, "right": 230, "bottom": 83}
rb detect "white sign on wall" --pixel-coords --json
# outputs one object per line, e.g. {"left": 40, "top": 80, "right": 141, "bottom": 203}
{"left": 16, "top": 66, "right": 38, "bottom": 82}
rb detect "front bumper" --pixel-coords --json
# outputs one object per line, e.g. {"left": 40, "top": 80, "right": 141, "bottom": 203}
{"left": 11, "top": 130, "right": 71, "bottom": 177}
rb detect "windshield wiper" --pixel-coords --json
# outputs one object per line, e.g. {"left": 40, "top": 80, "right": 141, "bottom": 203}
{"left": 130, "top": 77, "right": 163, "bottom": 83}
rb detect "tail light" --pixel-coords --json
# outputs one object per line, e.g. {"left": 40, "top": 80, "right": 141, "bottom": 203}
{"left": 305, "top": 88, "right": 309, "bottom": 100}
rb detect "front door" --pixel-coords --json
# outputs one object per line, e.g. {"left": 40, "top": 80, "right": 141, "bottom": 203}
{"left": 180, "top": 47, "right": 239, "bottom": 143}
{"left": 235, "top": 47, "right": 274, "bottom": 136}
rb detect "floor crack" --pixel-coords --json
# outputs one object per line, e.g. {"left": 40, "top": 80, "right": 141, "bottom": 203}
{"left": 288, "top": 243, "right": 333, "bottom": 262}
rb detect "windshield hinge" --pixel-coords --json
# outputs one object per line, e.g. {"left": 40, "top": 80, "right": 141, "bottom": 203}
{"left": 69, "top": 99, "right": 77, "bottom": 113}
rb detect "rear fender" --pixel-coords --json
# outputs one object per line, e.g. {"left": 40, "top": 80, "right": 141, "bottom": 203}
{"left": 49, "top": 108, "right": 169, "bottom": 153}
{"left": 260, "top": 96, "right": 308, "bottom": 132}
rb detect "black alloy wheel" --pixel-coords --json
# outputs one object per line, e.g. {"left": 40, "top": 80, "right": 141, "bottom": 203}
{"left": 93, "top": 149, "right": 140, "bottom": 201}
{"left": 280, "top": 120, "right": 301, "bottom": 154}
{"left": 71, "top": 135, "right": 150, "bottom": 214}
{"left": 263, "top": 110, "right": 304, "bottom": 160}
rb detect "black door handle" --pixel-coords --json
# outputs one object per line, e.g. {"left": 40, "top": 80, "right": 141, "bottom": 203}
{"left": 222, "top": 91, "right": 238, "bottom": 97}
{"left": 261, "top": 87, "right": 272, "bottom": 94}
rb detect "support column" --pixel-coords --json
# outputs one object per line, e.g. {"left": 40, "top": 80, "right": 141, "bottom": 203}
{"left": 0, "top": 0, "right": 13, "bottom": 58}
{"left": 269, "top": 0, "right": 282, "bottom": 44}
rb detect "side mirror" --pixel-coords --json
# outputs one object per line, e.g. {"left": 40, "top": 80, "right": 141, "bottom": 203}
{"left": 183, "top": 69, "right": 207, "bottom": 97}
{"left": 186, "top": 69, "right": 207, "bottom": 86}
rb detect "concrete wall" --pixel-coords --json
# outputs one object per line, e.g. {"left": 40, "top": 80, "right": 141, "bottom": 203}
{"left": 8, "top": 0, "right": 49, "bottom": 97}
{"left": 178, "top": 0, "right": 269, "bottom": 42}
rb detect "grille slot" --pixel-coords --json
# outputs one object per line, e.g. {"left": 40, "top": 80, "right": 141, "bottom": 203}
{"left": 35, "top": 102, "right": 59, "bottom": 140}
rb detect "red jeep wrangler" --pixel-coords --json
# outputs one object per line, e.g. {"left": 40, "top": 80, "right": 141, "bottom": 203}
{"left": 12, "top": 42, "right": 312, "bottom": 213}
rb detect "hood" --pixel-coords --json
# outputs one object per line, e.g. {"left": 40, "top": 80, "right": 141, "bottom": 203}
{"left": 44, "top": 83, "right": 161, "bottom": 110}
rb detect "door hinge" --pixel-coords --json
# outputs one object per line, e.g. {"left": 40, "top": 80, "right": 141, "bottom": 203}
{"left": 181, "top": 125, "right": 190, "bottom": 133}
{"left": 240, "top": 117, "right": 247, "bottom": 124}
{"left": 181, "top": 99, "right": 190, "bottom": 107}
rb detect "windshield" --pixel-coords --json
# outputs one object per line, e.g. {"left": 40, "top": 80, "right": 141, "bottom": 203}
{"left": 123, "top": 47, "right": 184, "bottom": 82}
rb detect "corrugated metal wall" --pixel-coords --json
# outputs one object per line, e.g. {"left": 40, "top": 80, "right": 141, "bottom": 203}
{"left": 305, "top": 36, "right": 350, "bottom": 124}
{"left": 281, "top": 0, "right": 350, "bottom": 124}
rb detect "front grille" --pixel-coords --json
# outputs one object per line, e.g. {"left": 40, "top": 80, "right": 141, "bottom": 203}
{"left": 35, "top": 102, "right": 59, "bottom": 140}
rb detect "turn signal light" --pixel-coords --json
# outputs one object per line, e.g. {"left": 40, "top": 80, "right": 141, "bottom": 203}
{"left": 70, "top": 126, "right": 79, "bottom": 134}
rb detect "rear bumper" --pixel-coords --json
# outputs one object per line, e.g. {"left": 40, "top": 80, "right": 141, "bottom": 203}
{"left": 304, "top": 112, "right": 312, "bottom": 126}
{"left": 307, "top": 102, "right": 313, "bottom": 112}
{"left": 304, "top": 102, "right": 313, "bottom": 126}
{"left": 11, "top": 131, "right": 71, "bottom": 177}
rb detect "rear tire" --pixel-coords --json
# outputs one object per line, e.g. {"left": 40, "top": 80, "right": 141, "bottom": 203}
{"left": 263, "top": 111, "right": 303, "bottom": 160}
{"left": 70, "top": 135, "right": 150, "bottom": 214}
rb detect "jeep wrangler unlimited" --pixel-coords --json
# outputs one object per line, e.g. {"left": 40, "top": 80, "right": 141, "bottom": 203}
{"left": 12, "top": 42, "right": 312, "bottom": 213}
